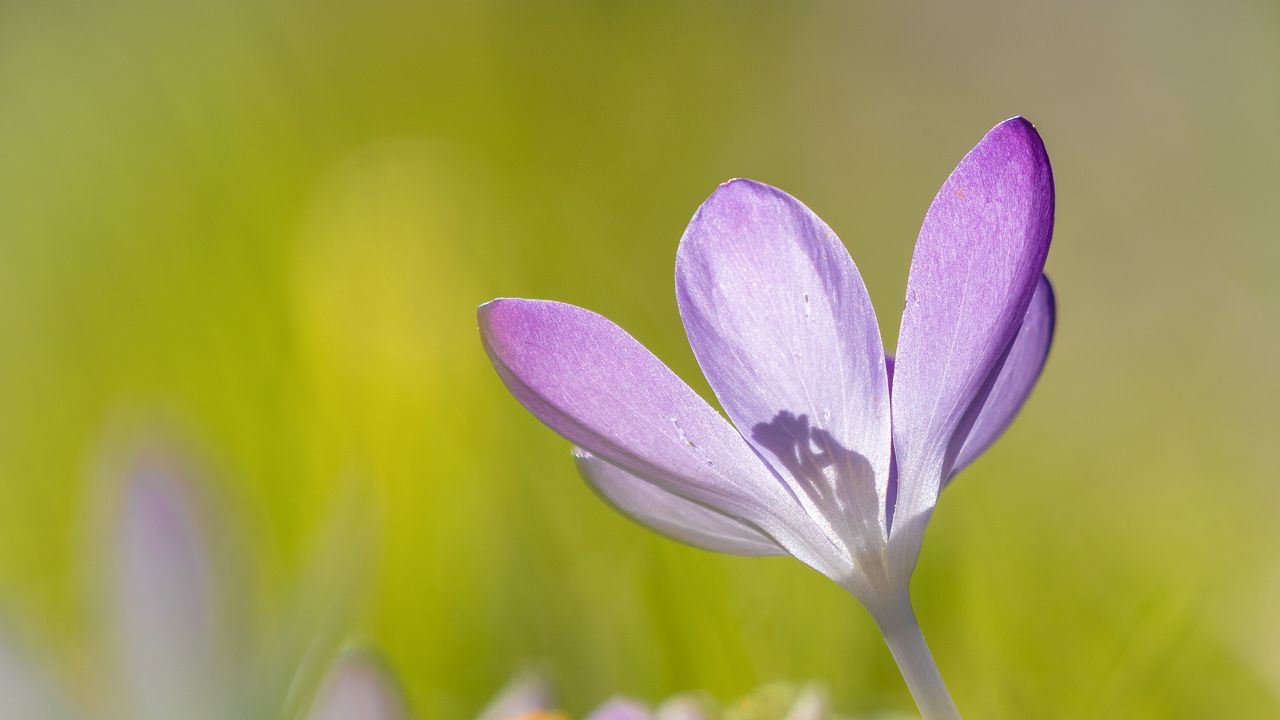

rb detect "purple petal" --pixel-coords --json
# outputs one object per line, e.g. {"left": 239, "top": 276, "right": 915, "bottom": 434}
{"left": 574, "top": 449, "right": 784, "bottom": 556}
{"left": 586, "top": 698, "right": 653, "bottom": 720}
{"left": 306, "top": 651, "right": 408, "bottom": 720}
{"left": 111, "top": 451, "right": 224, "bottom": 717}
{"left": 889, "top": 117, "right": 1054, "bottom": 545}
{"left": 479, "top": 299, "right": 847, "bottom": 577}
{"left": 675, "top": 179, "right": 892, "bottom": 555}
{"left": 948, "top": 275, "right": 1056, "bottom": 481}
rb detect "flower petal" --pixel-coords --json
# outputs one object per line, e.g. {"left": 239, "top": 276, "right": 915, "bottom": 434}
{"left": 574, "top": 449, "right": 784, "bottom": 556}
{"left": 586, "top": 698, "right": 652, "bottom": 720}
{"left": 783, "top": 685, "right": 830, "bottom": 720}
{"left": 479, "top": 298, "right": 848, "bottom": 577}
{"left": 110, "top": 449, "right": 225, "bottom": 719}
{"left": 890, "top": 117, "right": 1054, "bottom": 550}
{"left": 654, "top": 695, "right": 707, "bottom": 720}
{"left": 948, "top": 275, "right": 1056, "bottom": 481}
{"left": 675, "top": 179, "right": 891, "bottom": 558}
{"left": 476, "top": 673, "right": 555, "bottom": 720}
{"left": 306, "top": 651, "right": 408, "bottom": 720}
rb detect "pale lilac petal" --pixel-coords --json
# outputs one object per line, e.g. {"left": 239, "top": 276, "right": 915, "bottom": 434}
{"left": 111, "top": 451, "right": 224, "bottom": 719}
{"left": 476, "top": 674, "right": 555, "bottom": 720}
{"left": 479, "top": 299, "right": 848, "bottom": 577}
{"left": 586, "top": 698, "right": 652, "bottom": 720}
{"left": 307, "top": 651, "right": 408, "bottom": 720}
{"left": 575, "top": 449, "right": 784, "bottom": 556}
{"left": 676, "top": 178, "right": 891, "bottom": 558}
{"left": 948, "top": 275, "right": 1056, "bottom": 481}
{"left": 783, "top": 685, "right": 830, "bottom": 720}
{"left": 654, "top": 695, "right": 707, "bottom": 720}
{"left": 890, "top": 117, "right": 1054, "bottom": 549}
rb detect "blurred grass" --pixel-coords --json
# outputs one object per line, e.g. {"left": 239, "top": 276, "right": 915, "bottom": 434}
{"left": 1, "top": 0, "right": 1279, "bottom": 717}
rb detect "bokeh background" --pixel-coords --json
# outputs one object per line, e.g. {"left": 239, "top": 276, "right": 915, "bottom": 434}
{"left": 2, "top": 0, "right": 1279, "bottom": 717}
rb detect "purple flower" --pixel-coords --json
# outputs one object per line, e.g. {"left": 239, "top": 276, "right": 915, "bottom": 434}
{"left": 479, "top": 118, "right": 1055, "bottom": 719}
{"left": 0, "top": 436, "right": 411, "bottom": 720}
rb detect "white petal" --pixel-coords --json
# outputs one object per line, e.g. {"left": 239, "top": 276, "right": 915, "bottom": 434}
{"left": 307, "top": 651, "right": 408, "bottom": 720}
{"left": 586, "top": 698, "right": 652, "bottom": 720}
{"left": 783, "top": 685, "right": 830, "bottom": 720}
{"left": 655, "top": 694, "right": 707, "bottom": 720}
{"left": 476, "top": 674, "right": 555, "bottom": 720}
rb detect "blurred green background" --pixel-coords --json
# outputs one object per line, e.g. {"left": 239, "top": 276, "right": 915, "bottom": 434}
{"left": 2, "top": 0, "right": 1279, "bottom": 717}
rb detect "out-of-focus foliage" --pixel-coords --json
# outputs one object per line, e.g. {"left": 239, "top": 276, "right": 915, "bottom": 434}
{"left": 1, "top": 1, "right": 1278, "bottom": 718}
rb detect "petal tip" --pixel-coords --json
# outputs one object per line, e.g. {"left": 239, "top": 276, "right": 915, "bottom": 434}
{"left": 717, "top": 176, "right": 763, "bottom": 190}
{"left": 478, "top": 296, "right": 524, "bottom": 317}
{"left": 993, "top": 114, "right": 1037, "bottom": 136}
{"left": 998, "top": 114, "right": 1034, "bottom": 128}
{"left": 983, "top": 116, "right": 1050, "bottom": 162}
{"left": 478, "top": 298, "right": 535, "bottom": 360}
{"left": 477, "top": 297, "right": 509, "bottom": 325}
{"left": 1037, "top": 273, "right": 1058, "bottom": 336}
{"left": 678, "top": 179, "right": 781, "bottom": 262}
{"left": 478, "top": 297, "right": 555, "bottom": 335}
{"left": 705, "top": 177, "right": 786, "bottom": 205}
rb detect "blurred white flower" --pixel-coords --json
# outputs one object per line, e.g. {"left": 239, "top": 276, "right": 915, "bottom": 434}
{"left": 477, "top": 676, "right": 900, "bottom": 720}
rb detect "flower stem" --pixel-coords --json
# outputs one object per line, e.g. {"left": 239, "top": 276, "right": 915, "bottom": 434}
{"left": 872, "top": 595, "right": 961, "bottom": 720}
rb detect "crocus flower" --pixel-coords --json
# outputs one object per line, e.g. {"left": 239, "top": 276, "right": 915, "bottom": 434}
{"left": 479, "top": 118, "right": 1055, "bottom": 719}
{"left": 0, "top": 437, "right": 408, "bottom": 720}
